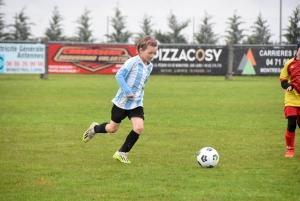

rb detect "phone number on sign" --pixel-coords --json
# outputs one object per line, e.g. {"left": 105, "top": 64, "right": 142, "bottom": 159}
{"left": 265, "top": 58, "right": 290, "bottom": 66}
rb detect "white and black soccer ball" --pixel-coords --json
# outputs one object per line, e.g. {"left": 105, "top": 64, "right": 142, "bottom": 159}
{"left": 197, "top": 147, "right": 219, "bottom": 168}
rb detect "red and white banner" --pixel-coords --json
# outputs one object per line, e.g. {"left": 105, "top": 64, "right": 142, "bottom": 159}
{"left": 48, "top": 43, "right": 137, "bottom": 74}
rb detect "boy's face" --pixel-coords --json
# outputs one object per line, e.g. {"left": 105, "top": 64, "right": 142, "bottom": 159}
{"left": 139, "top": 45, "right": 158, "bottom": 64}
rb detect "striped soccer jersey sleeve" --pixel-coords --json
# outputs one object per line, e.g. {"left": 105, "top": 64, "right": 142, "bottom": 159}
{"left": 112, "top": 55, "right": 153, "bottom": 110}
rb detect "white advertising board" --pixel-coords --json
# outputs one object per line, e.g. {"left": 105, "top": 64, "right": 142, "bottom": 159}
{"left": 0, "top": 44, "right": 45, "bottom": 74}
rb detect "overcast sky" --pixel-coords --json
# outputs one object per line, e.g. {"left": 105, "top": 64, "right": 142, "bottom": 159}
{"left": 2, "top": 0, "right": 299, "bottom": 44}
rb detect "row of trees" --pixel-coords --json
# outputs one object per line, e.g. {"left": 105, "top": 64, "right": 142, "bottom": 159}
{"left": 0, "top": 0, "right": 299, "bottom": 45}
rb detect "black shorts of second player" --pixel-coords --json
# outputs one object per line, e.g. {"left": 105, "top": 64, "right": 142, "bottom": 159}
{"left": 111, "top": 104, "right": 145, "bottom": 123}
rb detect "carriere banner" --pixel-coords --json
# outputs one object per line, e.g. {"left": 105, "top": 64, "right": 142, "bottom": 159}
{"left": 48, "top": 43, "right": 296, "bottom": 75}
{"left": 233, "top": 45, "right": 297, "bottom": 76}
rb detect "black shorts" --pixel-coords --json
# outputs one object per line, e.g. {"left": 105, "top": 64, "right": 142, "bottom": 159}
{"left": 111, "top": 104, "right": 145, "bottom": 123}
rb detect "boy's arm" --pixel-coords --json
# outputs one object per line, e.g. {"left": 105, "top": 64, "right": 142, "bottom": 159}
{"left": 115, "top": 67, "right": 132, "bottom": 96}
{"left": 280, "top": 58, "right": 293, "bottom": 90}
{"left": 281, "top": 80, "right": 294, "bottom": 90}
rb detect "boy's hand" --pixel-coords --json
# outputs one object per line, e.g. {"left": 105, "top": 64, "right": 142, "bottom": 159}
{"left": 127, "top": 93, "right": 135, "bottom": 98}
{"left": 286, "top": 86, "right": 293, "bottom": 92}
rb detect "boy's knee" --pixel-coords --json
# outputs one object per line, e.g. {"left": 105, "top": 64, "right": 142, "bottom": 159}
{"left": 106, "top": 124, "right": 119, "bottom": 133}
{"left": 134, "top": 126, "right": 144, "bottom": 134}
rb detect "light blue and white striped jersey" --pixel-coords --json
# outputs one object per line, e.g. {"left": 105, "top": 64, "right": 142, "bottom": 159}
{"left": 112, "top": 55, "right": 153, "bottom": 110}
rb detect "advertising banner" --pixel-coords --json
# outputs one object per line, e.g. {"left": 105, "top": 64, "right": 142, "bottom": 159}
{"left": 48, "top": 43, "right": 136, "bottom": 74}
{"left": 47, "top": 43, "right": 296, "bottom": 76}
{"left": 0, "top": 44, "right": 45, "bottom": 74}
{"left": 151, "top": 45, "right": 228, "bottom": 75}
{"left": 233, "top": 45, "right": 296, "bottom": 75}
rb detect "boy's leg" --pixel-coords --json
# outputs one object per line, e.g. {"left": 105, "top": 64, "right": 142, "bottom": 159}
{"left": 83, "top": 121, "right": 120, "bottom": 143}
{"left": 285, "top": 130, "right": 295, "bottom": 157}
{"left": 114, "top": 108, "right": 144, "bottom": 164}
{"left": 118, "top": 112, "right": 144, "bottom": 152}
{"left": 119, "top": 130, "right": 140, "bottom": 153}
{"left": 83, "top": 104, "right": 124, "bottom": 143}
{"left": 285, "top": 116, "right": 296, "bottom": 157}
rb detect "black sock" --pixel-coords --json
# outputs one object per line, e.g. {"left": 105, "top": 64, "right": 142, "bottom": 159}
{"left": 94, "top": 123, "right": 108, "bottom": 133}
{"left": 119, "top": 130, "right": 140, "bottom": 152}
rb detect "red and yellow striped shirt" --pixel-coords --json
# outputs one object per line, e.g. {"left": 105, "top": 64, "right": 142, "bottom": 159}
{"left": 280, "top": 57, "right": 300, "bottom": 106}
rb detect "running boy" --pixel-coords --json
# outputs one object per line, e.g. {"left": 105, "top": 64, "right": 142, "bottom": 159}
{"left": 279, "top": 41, "right": 300, "bottom": 158}
{"left": 83, "top": 36, "right": 158, "bottom": 163}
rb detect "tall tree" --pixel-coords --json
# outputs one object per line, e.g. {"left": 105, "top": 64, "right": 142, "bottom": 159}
{"left": 106, "top": 6, "right": 132, "bottom": 43}
{"left": 0, "top": 0, "right": 9, "bottom": 40}
{"left": 195, "top": 12, "right": 219, "bottom": 44}
{"left": 74, "top": 8, "right": 95, "bottom": 42}
{"left": 283, "top": 5, "right": 300, "bottom": 44}
{"left": 225, "top": 10, "right": 246, "bottom": 44}
{"left": 8, "top": 7, "right": 34, "bottom": 40}
{"left": 245, "top": 12, "right": 272, "bottom": 44}
{"left": 155, "top": 11, "right": 190, "bottom": 44}
{"left": 45, "top": 6, "right": 65, "bottom": 41}
{"left": 136, "top": 14, "right": 154, "bottom": 42}
{"left": 167, "top": 12, "right": 190, "bottom": 43}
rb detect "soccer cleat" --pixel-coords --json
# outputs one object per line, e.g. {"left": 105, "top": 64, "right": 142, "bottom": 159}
{"left": 285, "top": 150, "right": 294, "bottom": 158}
{"left": 83, "top": 122, "right": 98, "bottom": 143}
{"left": 113, "top": 151, "right": 131, "bottom": 164}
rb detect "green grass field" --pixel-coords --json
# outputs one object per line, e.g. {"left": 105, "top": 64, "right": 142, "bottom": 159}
{"left": 0, "top": 74, "right": 299, "bottom": 201}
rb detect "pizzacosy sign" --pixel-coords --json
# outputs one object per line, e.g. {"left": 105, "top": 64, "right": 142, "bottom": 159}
{"left": 151, "top": 45, "right": 228, "bottom": 75}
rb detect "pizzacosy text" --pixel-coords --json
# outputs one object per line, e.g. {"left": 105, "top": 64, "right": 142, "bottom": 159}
{"left": 154, "top": 48, "right": 223, "bottom": 62}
